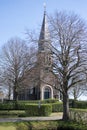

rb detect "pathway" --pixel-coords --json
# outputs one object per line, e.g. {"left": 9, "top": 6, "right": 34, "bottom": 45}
{"left": 0, "top": 113, "right": 63, "bottom": 122}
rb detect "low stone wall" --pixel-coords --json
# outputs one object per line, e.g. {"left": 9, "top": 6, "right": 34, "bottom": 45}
{"left": 69, "top": 109, "right": 87, "bottom": 124}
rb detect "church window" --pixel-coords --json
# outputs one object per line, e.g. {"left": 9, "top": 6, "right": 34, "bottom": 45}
{"left": 44, "top": 87, "right": 51, "bottom": 99}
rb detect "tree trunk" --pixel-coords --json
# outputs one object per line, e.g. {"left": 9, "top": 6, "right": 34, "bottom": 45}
{"left": 62, "top": 92, "right": 69, "bottom": 120}
{"left": 13, "top": 85, "right": 18, "bottom": 101}
{"left": 8, "top": 85, "right": 11, "bottom": 100}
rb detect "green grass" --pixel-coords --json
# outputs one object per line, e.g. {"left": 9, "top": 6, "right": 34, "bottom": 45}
{"left": 0, "top": 126, "right": 16, "bottom": 130}
{"left": 0, "top": 123, "right": 16, "bottom": 130}
{"left": 0, "top": 120, "right": 87, "bottom": 130}
{"left": 50, "top": 112, "right": 63, "bottom": 117}
{"left": 0, "top": 121, "right": 58, "bottom": 130}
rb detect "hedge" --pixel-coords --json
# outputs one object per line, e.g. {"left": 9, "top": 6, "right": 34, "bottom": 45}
{"left": 74, "top": 101, "right": 87, "bottom": 109}
{"left": 0, "top": 100, "right": 62, "bottom": 111}
{"left": 69, "top": 99, "right": 87, "bottom": 109}
{"left": 25, "top": 104, "right": 52, "bottom": 116}
{"left": 0, "top": 102, "right": 14, "bottom": 110}
{"left": 16, "top": 99, "right": 58, "bottom": 104}
{"left": 0, "top": 102, "right": 25, "bottom": 110}
{"left": 4, "top": 99, "right": 58, "bottom": 103}
{"left": 51, "top": 102, "right": 63, "bottom": 112}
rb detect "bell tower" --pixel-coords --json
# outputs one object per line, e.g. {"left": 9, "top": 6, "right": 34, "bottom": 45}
{"left": 38, "top": 6, "right": 53, "bottom": 100}
{"left": 38, "top": 6, "right": 52, "bottom": 72}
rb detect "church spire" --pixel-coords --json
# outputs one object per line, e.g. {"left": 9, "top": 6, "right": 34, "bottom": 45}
{"left": 44, "top": 3, "right": 46, "bottom": 15}
{"left": 38, "top": 5, "right": 50, "bottom": 51}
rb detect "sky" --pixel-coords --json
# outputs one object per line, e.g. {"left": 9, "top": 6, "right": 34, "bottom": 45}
{"left": 0, "top": 0, "right": 87, "bottom": 47}
{"left": 0, "top": 0, "right": 87, "bottom": 100}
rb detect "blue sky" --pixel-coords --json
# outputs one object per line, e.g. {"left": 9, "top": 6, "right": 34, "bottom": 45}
{"left": 0, "top": 0, "right": 87, "bottom": 47}
{"left": 0, "top": 0, "right": 87, "bottom": 100}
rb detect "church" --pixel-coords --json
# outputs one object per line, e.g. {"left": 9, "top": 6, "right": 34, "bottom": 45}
{"left": 18, "top": 9, "right": 59, "bottom": 100}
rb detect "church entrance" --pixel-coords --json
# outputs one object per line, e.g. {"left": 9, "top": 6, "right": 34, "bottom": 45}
{"left": 44, "top": 87, "right": 51, "bottom": 99}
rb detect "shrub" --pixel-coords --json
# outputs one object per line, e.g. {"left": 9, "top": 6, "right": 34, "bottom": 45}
{"left": 18, "top": 99, "right": 58, "bottom": 104}
{"left": 15, "top": 102, "right": 26, "bottom": 110}
{"left": 0, "top": 102, "right": 26, "bottom": 110}
{"left": 0, "top": 99, "right": 61, "bottom": 111}
{"left": 41, "top": 99, "right": 59, "bottom": 104}
{"left": 69, "top": 100, "right": 87, "bottom": 109}
{"left": 0, "top": 102, "right": 14, "bottom": 110}
{"left": 74, "top": 101, "right": 87, "bottom": 109}
{"left": 51, "top": 102, "right": 63, "bottom": 112}
{"left": 69, "top": 99, "right": 76, "bottom": 108}
{"left": 25, "top": 104, "right": 52, "bottom": 116}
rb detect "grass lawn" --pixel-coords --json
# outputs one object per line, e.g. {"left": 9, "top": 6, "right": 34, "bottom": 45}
{"left": 0, "top": 126, "right": 16, "bottom": 130}
{"left": 50, "top": 112, "right": 63, "bottom": 117}
{"left": 0, "top": 121, "right": 58, "bottom": 130}
{"left": 0, "top": 121, "right": 87, "bottom": 130}
{"left": 0, "top": 123, "right": 16, "bottom": 130}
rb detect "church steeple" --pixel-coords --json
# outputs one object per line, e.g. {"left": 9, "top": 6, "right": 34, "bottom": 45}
{"left": 38, "top": 6, "right": 51, "bottom": 52}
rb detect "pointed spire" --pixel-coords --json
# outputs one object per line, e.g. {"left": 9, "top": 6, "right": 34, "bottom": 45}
{"left": 38, "top": 5, "right": 50, "bottom": 51}
{"left": 43, "top": 3, "right": 46, "bottom": 15}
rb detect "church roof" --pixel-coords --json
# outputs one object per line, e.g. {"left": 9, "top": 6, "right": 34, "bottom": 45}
{"left": 38, "top": 9, "right": 51, "bottom": 52}
{"left": 39, "top": 11, "right": 50, "bottom": 41}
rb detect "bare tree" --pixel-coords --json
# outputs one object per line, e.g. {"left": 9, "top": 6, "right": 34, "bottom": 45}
{"left": 69, "top": 83, "right": 86, "bottom": 100}
{"left": 0, "top": 37, "right": 36, "bottom": 101}
{"left": 49, "top": 11, "right": 87, "bottom": 120}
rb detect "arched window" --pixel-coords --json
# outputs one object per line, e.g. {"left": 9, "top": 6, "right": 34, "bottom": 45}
{"left": 44, "top": 87, "right": 51, "bottom": 99}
